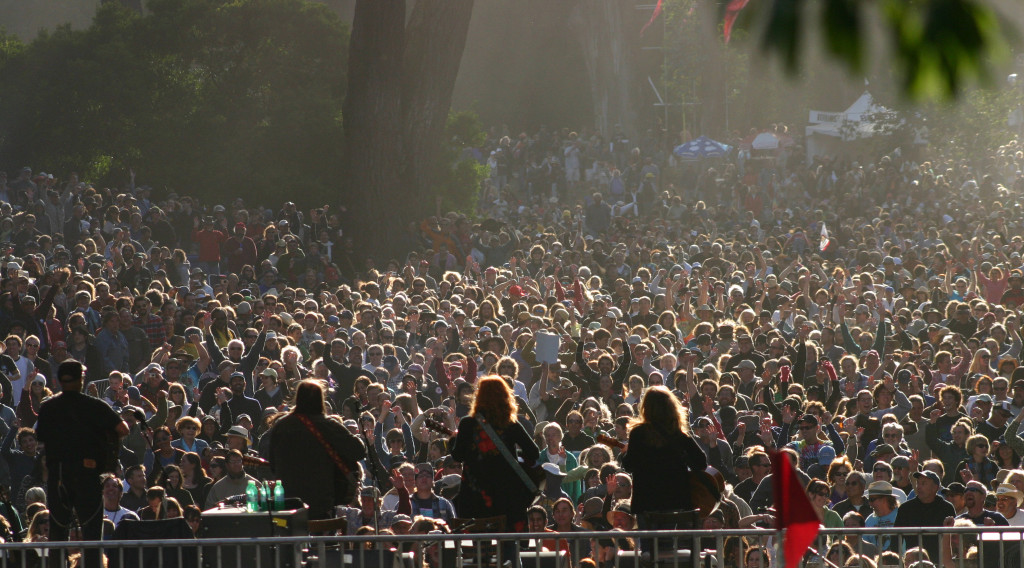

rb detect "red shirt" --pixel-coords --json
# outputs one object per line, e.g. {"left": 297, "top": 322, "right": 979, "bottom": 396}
{"left": 192, "top": 229, "right": 228, "bottom": 262}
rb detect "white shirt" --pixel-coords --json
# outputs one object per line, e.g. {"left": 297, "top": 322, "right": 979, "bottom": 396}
{"left": 1006, "top": 508, "right": 1024, "bottom": 526}
{"left": 104, "top": 506, "right": 139, "bottom": 526}
{"left": 10, "top": 357, "right": 32, "bottom": 407}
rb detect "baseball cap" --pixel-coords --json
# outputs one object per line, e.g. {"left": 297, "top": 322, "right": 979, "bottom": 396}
{"left": 870, "top": 444, "right": 896, "bottom": 458}
{"left": 912, "top": 470, "right": 942, "bottom": 486}
{"left": 798, "top": 414, "right": 819, "bottom": 426}
{"left": 260, "top": 368, "right": 279, "bottom": 380}
{"left": 817, "top": 445, "right": 836, "bottom": 465}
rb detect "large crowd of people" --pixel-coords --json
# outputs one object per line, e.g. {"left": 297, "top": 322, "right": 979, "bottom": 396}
{"left": 0, "top": 124, "right": 1022, "bottom": 568}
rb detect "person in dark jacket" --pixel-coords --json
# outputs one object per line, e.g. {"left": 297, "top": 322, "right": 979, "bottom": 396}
{"left": 268, "top": 380, "right": 365, "bottom": 519}
{"left": 217, "top": 373, "right": 263, "bottom": 434}
{"left": 621, "top": 385, "right": 708, "bottom": 543}
{"left": 450, "top": 376, "right": 540, "bottom": 533}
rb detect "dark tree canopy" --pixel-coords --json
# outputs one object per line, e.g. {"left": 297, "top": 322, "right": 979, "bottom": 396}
{"left": 732, "top": 0, "right": 1016, "bottom": 100}
{"left": 0, "top": 0, "right": 349, "bottom": 203}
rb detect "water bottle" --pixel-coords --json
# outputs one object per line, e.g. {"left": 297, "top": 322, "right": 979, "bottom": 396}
{"left": 245, "top": 480, "right": 257, "bottom": 512}
{"left": 257, "top": 485, "right": 267, "bottom": 512}
{"left": 273, "top": 481, "right": 285, "bottom": 511}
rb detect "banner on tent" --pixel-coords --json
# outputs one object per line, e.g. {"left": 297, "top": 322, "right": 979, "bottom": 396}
{"left": 808, "top": 111, "right": 842, "bottom": 124}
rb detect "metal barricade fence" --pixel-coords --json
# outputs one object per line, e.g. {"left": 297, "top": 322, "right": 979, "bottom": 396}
{"left": 0, "top": 526, "right": 1018, "bottom": 568}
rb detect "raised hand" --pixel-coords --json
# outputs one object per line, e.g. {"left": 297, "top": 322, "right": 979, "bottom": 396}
{"left": 390, "top": 468, "right": 406, "bottom": 492}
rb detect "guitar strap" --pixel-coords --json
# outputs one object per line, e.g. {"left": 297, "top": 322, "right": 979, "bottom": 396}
{"left": 477, "top": 418, "right": 538, "bottom": 494}
{"left": 296, "top": 414, "right": 353, "bottom": 476}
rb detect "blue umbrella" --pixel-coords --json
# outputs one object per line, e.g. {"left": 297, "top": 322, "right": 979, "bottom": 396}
{"left": 673, "top": 136, "right": 731, "bottom": 159}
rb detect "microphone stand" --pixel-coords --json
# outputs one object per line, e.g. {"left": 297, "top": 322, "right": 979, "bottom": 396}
{"left": 133, "top": 409, "right": 167, "bottom": 520}
{"left": 361, "top": 428, "right": 381, "bottom": 532}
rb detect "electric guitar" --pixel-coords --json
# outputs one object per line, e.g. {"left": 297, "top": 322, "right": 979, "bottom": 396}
{"left": 424, "top": 416, "right": 547, "bottom": 492}
{"left": 596, "top": 434, "right": 722, "bottom": 517}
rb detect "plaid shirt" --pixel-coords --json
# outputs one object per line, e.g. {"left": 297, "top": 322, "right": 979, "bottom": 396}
{"left": 135, "top": 313, "right": 167, "bottom": 349}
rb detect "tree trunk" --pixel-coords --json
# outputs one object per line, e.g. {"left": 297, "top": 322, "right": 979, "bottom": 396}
{"left": 400, "top": 0, "right": 475, "bottom": 201}
{"left": 341, "top": 0, "right": 406, "bottom": 254}
{"left": 342, "top": 0, "right": 474, "bottom": 260}
{"left": 567, "top": 0, "right": 640, "bottom": 138}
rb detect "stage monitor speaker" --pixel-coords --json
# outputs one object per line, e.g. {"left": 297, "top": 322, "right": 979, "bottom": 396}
{"left": 198, "top": 505, "right": 308, "bottom": 568}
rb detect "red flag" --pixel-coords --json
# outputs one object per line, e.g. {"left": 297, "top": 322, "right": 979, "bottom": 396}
{"left": 723, "top": 0, "right": 750, "bottom": 43}
{"left": 640, "top": 0, "right": 663, "bottom": 36}
{"left": 772, "top": 450, "right": 819, "bottom": 568}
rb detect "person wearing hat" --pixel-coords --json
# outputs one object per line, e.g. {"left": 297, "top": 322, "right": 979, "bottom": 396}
{"left": 336, "top": 485, "right": 383, "bottom": 535}
{"left": 1000, "top": 271, "right": 1024, "bottom": 307}
{"left": 954, "top": 480, "right": 1008, "bottom": 526}
{"left": 889, "top": 455, "right": 914, "bottom": 495}
{"left": 782, "top": 413, "right": 842, "bottom": 472}
{"left": 693, "top": 415, "right": 735, "bottom": 480}
{"left": 943, "top": 482, "right": 967, "bottom": 514}
{"left": 994, "top": 483, "right": 1024, "bottom": 525}
{"left": 606, "top": 500, "right": 637, "bottom": 530}
{"left": 223, "top": 424, "right": 252, "bottom": 453}
{"left": 977, "top": 400, "right": 1014, "bottom": 442}
{"left": 402, "top": 462, "right": 457, "bottom": 524}
{"left": 864, "top": 481, "right": 900, "bottom": 551}
{"left": 868, "top": 461, "right": 909, "bottom": 504}
{"left": 731, "top": 359, "right": 760, "bottom": 399}
{"left": 948, "top": 302, "right": 979, "bottom": 339}
{"left": 199, "top": 360, "right": 238, "bottom": 415}
{"left": 35, "top": 360, "right": 130, "bottom": 566}
{"left": 254, "top": 367, "right": 285, "bottom": 409}
{"left": 893, "top": 469, "right": 957, "bottom": 561}
{"left": 578, "top": 495, "right": 611, "bottom": 532}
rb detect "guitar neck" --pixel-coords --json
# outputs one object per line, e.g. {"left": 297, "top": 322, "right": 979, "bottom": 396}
{"left": 595, "top": 434, "right": 624, "bottom": 450}
{"left": 424, "top": 418, "right": 455, "bottom": 437}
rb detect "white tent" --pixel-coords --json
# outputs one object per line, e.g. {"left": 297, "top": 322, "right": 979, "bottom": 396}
{"left": 805, "top": 92, "right": 906, "bottom": 161}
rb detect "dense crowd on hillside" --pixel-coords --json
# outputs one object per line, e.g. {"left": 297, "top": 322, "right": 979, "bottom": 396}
{"left": 0, "top": 126, "right": 1023, "bottom": 568}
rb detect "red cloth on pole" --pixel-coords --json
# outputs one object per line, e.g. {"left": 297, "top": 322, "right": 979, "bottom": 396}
{"left": 723, "top": 0, "right": 750, "bottom": 43}
{"left": 640, "top": 0, "right": 663, "bottom": 36}
{"left": 772, "top": 450, "right": 819, "bottom": 568}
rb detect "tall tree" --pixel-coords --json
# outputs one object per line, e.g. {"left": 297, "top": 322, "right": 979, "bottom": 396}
{"left": 400, "top": 0, "right": 474, "bottom": 207}
{"left": 567, "top": 0, "right": 641, "bottom": 136}
{"left": 342, "top": 0, "right": 475, "bottom": 257}
{"left": 340, "top": 0, "right": 407, "bottom": 254}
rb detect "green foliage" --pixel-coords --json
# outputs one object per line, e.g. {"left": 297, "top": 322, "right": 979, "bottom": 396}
{"left": 0, "top": 0, "right": 348, "bottom": 205}
{"left": 732, "top": 0, "right": 1014, "bottom": 100}
{"left": 918, "top": 87, "right": 1019, "bottom": 159}
{"left": 434, "top": 110, "right": 486, "bottom": 215}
